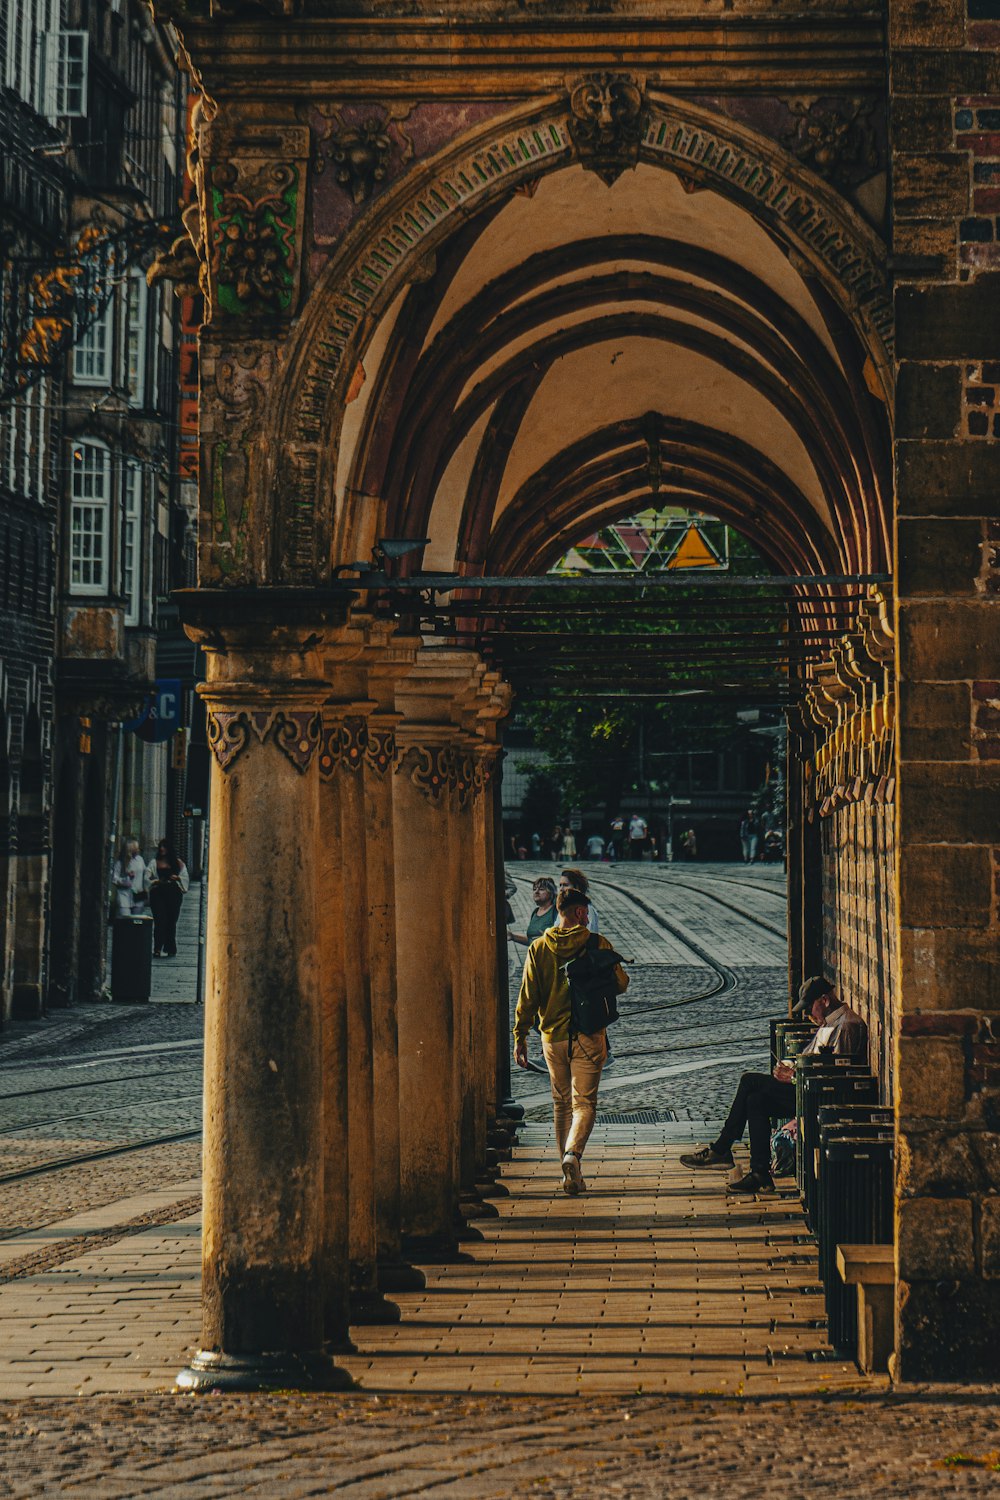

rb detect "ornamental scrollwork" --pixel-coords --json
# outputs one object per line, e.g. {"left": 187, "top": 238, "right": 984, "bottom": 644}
{"left": 339, "top": 716, "right": 369, "bottom": 773}
{"left": 365, "top": 724, "right": 397, "bottom": 777}
{"left": 399, "top": 744, "right": 451, "bottom": 801}
{"left": 207, "top": 710, "right": 251, "bottom": 771}
{"left": 454, "top": 752, "right": 476, "bottom": 810}
{"left": 207, "top": 706, "right": 321, "bottom": 774}
{"left": 210, "top": 160, "right": 300, "bottom": 315}
{"left": 567, "top": 72, "right": 646, "bottom": 186}
{"left": 273, "top": 710, "right": 322, "bottom": 774}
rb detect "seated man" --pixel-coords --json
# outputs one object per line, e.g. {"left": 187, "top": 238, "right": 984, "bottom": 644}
{"left": 680, "top": 975, "right": 867, "bottom": 1195}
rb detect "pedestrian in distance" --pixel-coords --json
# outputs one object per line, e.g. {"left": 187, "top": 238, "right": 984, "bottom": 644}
{"left": 111, "top": 838, "right": 146, "bottom": 919}
{"left": 680, "top": 975, "right": 867, "bottom": 1194}
{"left": 513, "top": 887, "right": 629, "bottom": 1195}
{"left": 561, "top": 827, "right": 577, "bottom": 860}
{"left": 680, "top": 827, "right": 697, "bottom": 861}
{"left": 628, "top": 812, "right": 648, "bottom": 860}
{"left": 585, "top": 831, "right": 604, "bottom": 860}
{"left": 530, "top": 830, "right": 542, "bottom": 857}
{"left": 145, "top": 837, "right": 190, "bottom": 958}
{"left": 549, "top": 825, "right": 563, "bottom": 861}
{"left": 739, "top": 809, "right": 760, "bottom": 864}
{"left": 507, "top": 876, "right": 557, "bottom": 947}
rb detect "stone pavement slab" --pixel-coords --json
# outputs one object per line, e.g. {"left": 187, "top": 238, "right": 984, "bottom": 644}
{"left": 0, "top": 1125, "right": 870, "bottom": 1400}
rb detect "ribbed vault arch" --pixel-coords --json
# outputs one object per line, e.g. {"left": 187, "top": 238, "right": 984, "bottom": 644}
{"left": 268, "top": 92, "right": 891, "bottom": 587}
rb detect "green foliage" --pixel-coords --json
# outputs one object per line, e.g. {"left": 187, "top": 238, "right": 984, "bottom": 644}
{"left": 512, "top": 527, "right": 786, "bottom": 813}
{"left": 519, "top": 768, "right": 564, "bottom": 836}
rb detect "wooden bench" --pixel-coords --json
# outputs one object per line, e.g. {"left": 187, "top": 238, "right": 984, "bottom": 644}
{"left": 836, "top": 1243, "right": 893, "bottom": 1373}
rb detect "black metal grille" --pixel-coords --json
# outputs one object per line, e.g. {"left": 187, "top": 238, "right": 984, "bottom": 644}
{"left": 599, "top": 1109, "right": 678, "bottom": 1124}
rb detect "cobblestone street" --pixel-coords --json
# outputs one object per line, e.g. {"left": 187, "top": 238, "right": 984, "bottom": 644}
{"left": 2, "top": 867, "right": 998, "bottom": 1494}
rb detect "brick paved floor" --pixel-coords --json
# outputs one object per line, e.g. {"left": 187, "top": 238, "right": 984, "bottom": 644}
{"left": 0, "top": 1125, "right": 865, "bottom": 1401}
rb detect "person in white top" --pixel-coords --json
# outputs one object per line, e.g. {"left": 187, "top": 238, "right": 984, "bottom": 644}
{"left": 111, "top": 838, "right": 146, "bottom": 918}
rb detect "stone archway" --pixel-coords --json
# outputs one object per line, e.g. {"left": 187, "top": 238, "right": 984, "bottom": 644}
{"left": 166, "top": 2, "right": 1000, "bottom": 1387}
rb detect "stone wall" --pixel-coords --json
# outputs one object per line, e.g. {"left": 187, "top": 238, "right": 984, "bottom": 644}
{"left": 821, "top": 799, "right": 897, "bottom": 1102}
{"left": 891, "top": 0, "right": 1000, "bottom": 1380}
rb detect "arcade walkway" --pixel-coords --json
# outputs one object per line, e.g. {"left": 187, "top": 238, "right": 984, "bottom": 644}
{"left": 0, "top": 1119, "right": 866, "bottom": 1398}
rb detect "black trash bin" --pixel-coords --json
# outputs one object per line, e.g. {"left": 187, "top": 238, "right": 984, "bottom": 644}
{"left": 111, "top": 914, "right": 153, "bottom": 1003}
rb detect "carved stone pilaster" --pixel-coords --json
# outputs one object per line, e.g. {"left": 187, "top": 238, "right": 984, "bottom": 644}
{"left": 365, "top": 720, "right": 398, "bottom": 777}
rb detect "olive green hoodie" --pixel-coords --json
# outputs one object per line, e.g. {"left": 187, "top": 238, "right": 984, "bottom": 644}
{"left": 513, "top": 922, "right": 629, "bottom": 1044}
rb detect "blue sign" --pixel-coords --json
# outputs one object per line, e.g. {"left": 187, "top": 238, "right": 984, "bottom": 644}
{"left": 127, "top": 679, "right": 182, "bottom": 744}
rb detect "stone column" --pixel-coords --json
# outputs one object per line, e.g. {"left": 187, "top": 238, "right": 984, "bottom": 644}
{"left": 175, "top": 590, "right": 351, "bottom": 1392}
{"left": 393, "top": 721, "right": 461, "bottom": 1254}
{"left": 334, "top": 701, "right": 400, "bottom": 1324}
{"left": 363, "top": 627, "right": 425, "bottom": 1292}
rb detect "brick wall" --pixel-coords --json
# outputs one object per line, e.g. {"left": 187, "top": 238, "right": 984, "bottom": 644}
{"left": 891, "top": 0, "right": 1000, "bottom": 1379}
{"left": 822, "top": 799, "right": 898, "bottom": 1101}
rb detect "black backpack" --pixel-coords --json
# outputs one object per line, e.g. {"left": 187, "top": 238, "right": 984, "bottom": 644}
{"left": 564, "top": 933, "right": 627, "bottom": 1036}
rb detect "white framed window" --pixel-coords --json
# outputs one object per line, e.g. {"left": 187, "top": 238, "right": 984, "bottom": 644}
{"left": 73, "top": 295, "right": 114, "bottom": 385}
{"left": 35, "top": 377, "right": 48, "bottom": 502}
{"left": 123, "top": 460, "right": 142, "bottom": 626}
{"left": 70, "top": 441, "right": 111, "bottom": 595}
{"left": 45, "top": 29, "right": 88, "bottom": 119}
{"left": 21, "top": 383, "right": 35, "bottom": 498}
{"left": 125, "top": 273, "right": 147, "bottom": 407}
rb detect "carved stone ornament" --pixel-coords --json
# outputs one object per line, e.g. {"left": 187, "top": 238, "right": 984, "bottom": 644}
{"left": 207, "top": 709, "right": 251, "bottom": 771}
{"left": 202, "top": 120, "right": 310, "bottom": 321}
{"left": 365, "top": 724, "right": 397, "bottom": 777}
{"left": 319, "top": 119, "right": 392, "bottom": 206}
{"left": 399, "top": 744, "right": 452, "bottom": 802}
{"left": 567, "top": 73, "right": 646, "bottom": 187}
{"left": 455, "top": 752, "right": 476, "bottom": 810}
{"left": 207, "top": 707, "right": 321, "bottom": 774}
{"left": 339, "top": 716, "right": 369, "bottom": 773}
{"left": 780, "top": 96, "right": 880, "bottom": 191}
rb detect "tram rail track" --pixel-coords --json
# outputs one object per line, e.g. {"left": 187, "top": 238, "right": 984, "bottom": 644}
{"left": 509, "top": 867, "right": 784, "bottom": 1074}
{"left": 0, "top": 1128, "right": 202, "bottom": 1189}
{"left": 0, "top": 1093, "right": 202, "bottom": 1139}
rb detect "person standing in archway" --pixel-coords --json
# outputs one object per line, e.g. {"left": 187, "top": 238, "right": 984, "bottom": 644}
{"left": 145, "top": 838, "right": 190, "bottom": 958}
{"left": 513, "top": 887, "right": 628, "bottom": 1195}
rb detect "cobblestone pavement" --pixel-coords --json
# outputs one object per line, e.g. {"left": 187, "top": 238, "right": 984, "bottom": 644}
{"left": 4, "top": 1387, "right": 1000, "bottom": 1494}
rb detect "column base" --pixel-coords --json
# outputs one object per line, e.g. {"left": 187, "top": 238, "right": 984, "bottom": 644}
{"left": 377, "top": 1257, "right": 427, "bottom": 1293}
{"left": 175, "top": 1349, "right": 354, "bottom": 1393}
{"left": 476, "top": 1177, "right": 510, "bottom": 1199}
{"left": 403, "top": 1232, "right": 474, "bottom": 1264}
{"left": 486, "top": 1146, "right": 512, "bottom": 1166}
{"left": 350, "top": 1289, "right": 402, "bottom": 1325}
{"left": 454, "top": 1219, "right": 486, "bottom": 1244}
{"left": 499, "top": 1100, "right": 525, "bottom": 1121}
{"left": 459, "top": 1193, "right": 500, "bottom": 1220}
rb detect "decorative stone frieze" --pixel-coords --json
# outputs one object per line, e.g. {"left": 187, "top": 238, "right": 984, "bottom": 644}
{"left": 365, "top": 722, "right": 398, "bottom": 777}
{"left": 320, "top": 118, "right": 393, "bottom": 205}
{"left": 206, "top": 705, "right": 322, "bottom": 774}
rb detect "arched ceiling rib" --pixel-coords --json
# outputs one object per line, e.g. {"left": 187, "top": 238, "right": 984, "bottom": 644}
{"left": 343, "top": 161, "right": 890, "bottom": 582}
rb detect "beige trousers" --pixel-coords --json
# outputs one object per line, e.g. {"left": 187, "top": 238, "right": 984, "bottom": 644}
{"left": 541, "top": 1031, "right": 607, "bottom": 1157}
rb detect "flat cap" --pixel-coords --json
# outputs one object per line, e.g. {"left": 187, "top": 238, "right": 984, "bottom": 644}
{"left": 792, "top": 974, "right": 834, "bottom": 1015}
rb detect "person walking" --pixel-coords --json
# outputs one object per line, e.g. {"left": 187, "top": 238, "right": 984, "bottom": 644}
{"left": 549, "top": 825, "right": 563, "bottom": 862}
{"left": 507, "top": 876, "right": 557, "bottom": 947}
{"left": 145, "top": 837, "right": 190, "bottom": 958}
{"left": 739, "top": 809, "right": 759, "bottom": 864}
{"left": 513, "top": 886, "right": 629, "bottom": 1195}
{"left": 561, "top": 827, "right": 577, "bottom": 860}
{"left": 111, "top": 838, "right": 146, "bottom": 919}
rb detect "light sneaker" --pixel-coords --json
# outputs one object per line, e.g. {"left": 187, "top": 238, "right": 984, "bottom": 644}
{"left": 561, "top": 1152, "right": 584, "bottom": 1196}
{"left": 679, "top": 1145, "right": 735, "bottom": 1169}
